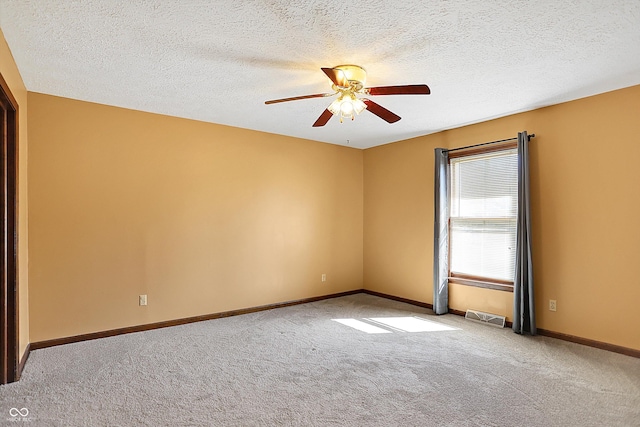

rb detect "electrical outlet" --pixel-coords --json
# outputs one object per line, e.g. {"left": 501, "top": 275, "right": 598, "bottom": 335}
{"left": 549, "top": 299, "right": 556, "bottom": 312}
{"left": 321, "top": 274, "right": 326, "bottom": 282}
{"left": 139, "top": 295, "right": 147, "bottom": 306}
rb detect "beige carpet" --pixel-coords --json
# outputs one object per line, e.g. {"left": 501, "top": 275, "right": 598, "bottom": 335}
{"left": 1, "top": 293, "right": 639, "bottom": 426}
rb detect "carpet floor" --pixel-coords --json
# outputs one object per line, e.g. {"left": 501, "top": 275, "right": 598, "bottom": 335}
{"left": 1, "top": 293, "right": 639, "bottom": 426}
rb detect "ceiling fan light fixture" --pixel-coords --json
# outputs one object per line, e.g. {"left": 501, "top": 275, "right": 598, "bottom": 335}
{"left": 327, "top": 97, "right": 343, "bottom": 116}
{"left": 328, "top": 93, "right": 367, "bottom": 123}
{"left": 352, "top": 97, "right": 367, "bottom": 114}
{"left": 264, "top": 65, "right": 430, "bottom": 127}
{"left": 340, "top": 99, "right": 354, "bottom": 116}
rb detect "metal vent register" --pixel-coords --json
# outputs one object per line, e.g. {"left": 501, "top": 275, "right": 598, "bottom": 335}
{"left": 465, "top": 309, "right": 506, "bottom": 328}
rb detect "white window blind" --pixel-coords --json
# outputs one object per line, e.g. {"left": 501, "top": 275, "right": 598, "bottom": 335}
{"left": 449, "top": 148, "right": 518, "bottom": 282}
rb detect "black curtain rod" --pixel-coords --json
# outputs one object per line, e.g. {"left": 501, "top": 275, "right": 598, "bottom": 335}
{"left": 444, "top": 133, "right": 535, "bottom": 153}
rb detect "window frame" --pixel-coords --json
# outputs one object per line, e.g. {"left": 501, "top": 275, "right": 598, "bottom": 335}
{"left": 447, "top": 141, "right": 517, "bottom": 293}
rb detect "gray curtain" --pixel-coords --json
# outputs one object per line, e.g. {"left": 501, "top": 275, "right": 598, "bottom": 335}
{"left": 433, "top": 148, "right": 449, "bottom": 315}
{"left": 512, "top": 131, "right": 536, "bottom": 334}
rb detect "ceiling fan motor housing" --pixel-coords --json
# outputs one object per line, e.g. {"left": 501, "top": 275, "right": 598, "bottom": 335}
{"left": 334, "top": 64, "right": 367, "bottom": 90}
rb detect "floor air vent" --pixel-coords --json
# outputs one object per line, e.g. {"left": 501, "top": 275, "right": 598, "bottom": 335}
{"left": 465, "top": 310, "right": 506, "bottom": 328}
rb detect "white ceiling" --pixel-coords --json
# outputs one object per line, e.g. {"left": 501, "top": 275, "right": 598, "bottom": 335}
{"left": 1, "top": 1, "right": 639, "bottom": 149}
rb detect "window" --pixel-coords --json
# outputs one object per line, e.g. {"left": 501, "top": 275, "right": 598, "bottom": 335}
{"left": 448, "top": 145, "right": 517, "bottom": 291}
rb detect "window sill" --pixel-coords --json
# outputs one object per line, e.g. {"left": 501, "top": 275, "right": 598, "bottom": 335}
{"left": 448, "top": 277, "right": 514, "bottom": 292}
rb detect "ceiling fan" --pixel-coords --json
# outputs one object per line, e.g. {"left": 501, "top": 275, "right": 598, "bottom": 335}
{"left": 265, "top": 65, "right": 431, "bottom": 127}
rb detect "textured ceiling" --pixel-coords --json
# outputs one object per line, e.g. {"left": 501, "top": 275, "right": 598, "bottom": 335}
{"left": 1, "top": 1, "right": 639, "bottom": 149}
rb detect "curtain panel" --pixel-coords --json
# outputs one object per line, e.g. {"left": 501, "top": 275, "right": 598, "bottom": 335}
{"left": 433, "top": 148, "right": 449, "bottom": 315}
{"left": 512, "top": 131, "right": 536, "bottom": 334}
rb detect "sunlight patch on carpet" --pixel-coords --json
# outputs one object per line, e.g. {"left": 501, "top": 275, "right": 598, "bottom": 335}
{"left": 332, "top": 319, "right": 392, "bottom": 334}
{"left": 368, "top": 317, "right": 459, "bottom": 332}
{"left": 333, "top": 316, "right": 459, "bottom": 334}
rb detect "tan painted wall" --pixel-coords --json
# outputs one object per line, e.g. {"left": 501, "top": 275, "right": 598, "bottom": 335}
{"left": 0, "top": 28, "right": 29, "bottom": 360}
{"left": 18, "top": 53, "right": 640, "bottom": 352}
{"left": 28, "top": 93, "right": 363, "bottom": 342}
{"left": 363, "top": 135, "right": 443, "bottom": 303}
{"left": 364, "top": 85, "right": 640, "bottom": 351}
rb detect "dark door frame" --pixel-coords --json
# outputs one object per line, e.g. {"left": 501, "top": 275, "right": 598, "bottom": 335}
{"left": 0, "top": 70, "right": 19, "bottom": 384}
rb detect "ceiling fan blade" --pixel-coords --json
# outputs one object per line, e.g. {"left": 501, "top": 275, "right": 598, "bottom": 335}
{"left": 321, "top": 67, "right": 349, "bottom": 87}
{"left": 362, "top": 99, "right": 401, "bottom": 123}
{"left": 365, "top": 84, "right": 431, "bottom": 96}
{"left": 265, "top": 93, "right": 333, "bottom": 105}
{"left": 312, "top": 109, "right": 334, "bottom": 127}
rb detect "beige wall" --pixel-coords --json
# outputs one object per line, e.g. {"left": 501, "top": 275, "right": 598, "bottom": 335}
{"left": 15, "top": 40, "right": 640, "bottom": 352}
{"left": 0, "top": 28, "right": 29, "bottom": 360}
{"left": 28, "top": 93, "right": 363, "bottom": 342}
{"left": 364, "top": 84, "right": 640, "bottom": 351}
{"left": 363, "top": 135, "right": 442, "bottom": 303}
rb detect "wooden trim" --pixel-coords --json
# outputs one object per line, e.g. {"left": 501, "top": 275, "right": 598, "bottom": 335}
{"left": 0, "top": 72, "right": 19, "bottom": 109}
{"left": 22, "top": 289, "right": 637, "bottom": 372}
{"left": 367, "top": 293, "right": 637, "bottom": 358}
{"left": 447, "top": 308, "right": 467, "bottom": 317}
{"left": 30, "top": 290, "right": 362, "bottom": 350}
{"left": 0, "top": 70, "right": 19, "bottom": 384}
{"left": 448, "top": 276, "right": 514, "bottom": 292}
{"left": 447, "top": 140, "right": 517, "bottom": 159}
{"left": 450, "top": 272, "right": 513, "bottom": 286}
{"left": 537, "top": 328, "right": 640, "bottom": 359}
{"left": 16, "top": 343, "right": 30, "bottom": 380}
{"left": 8, "top": 96, "right": 19, "bottom": 383}
{"left": 362, "top": 289, "right": 434, "bottom": 310}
